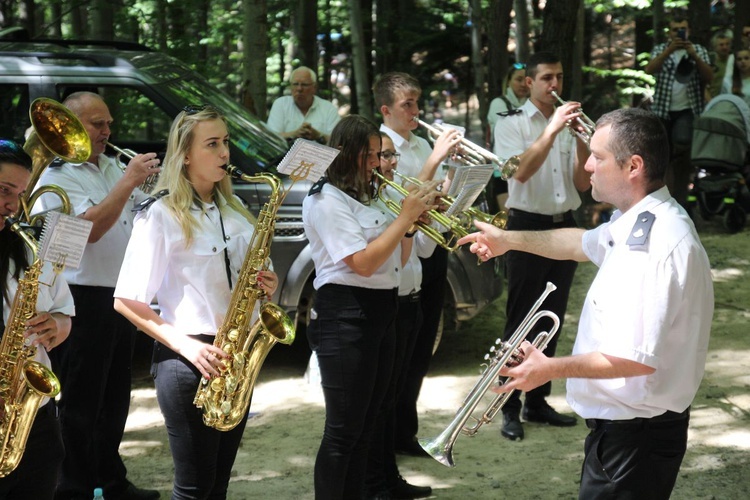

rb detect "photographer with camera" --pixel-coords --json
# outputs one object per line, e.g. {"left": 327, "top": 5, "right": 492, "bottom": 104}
{"left": 645, "top": 11, "right": 712, "bottom": 210}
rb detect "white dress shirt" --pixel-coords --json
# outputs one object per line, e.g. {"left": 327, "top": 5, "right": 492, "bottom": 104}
{"left": 114, "top": 195, "right": 263, "bottom": 337}
{"left": 493, "top": 99, "right": 581, "bottom": 215}
{"left": 266, "top": 95, "right": 341, "bottom": 138}
{"left": 379, "top": 124, "right": 449, "bottom": 181}
{"left": 35, "top": 155, "right": 148, "bottom": 287}
{"left": 567, "top": 187, "right": 714, "bottom": 420}
{"left": 303, "top": 183, "right": 400, "bottom": 290}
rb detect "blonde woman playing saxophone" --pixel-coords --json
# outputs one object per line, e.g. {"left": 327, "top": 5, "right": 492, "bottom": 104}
{"left": 114, "top": 106, "right": 278, "bottom": 500}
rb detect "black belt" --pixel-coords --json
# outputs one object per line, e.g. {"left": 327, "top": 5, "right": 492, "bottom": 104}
{"left": 585, "top": 408, "right": 690, "bottom": 431}
{"left": 508, "top": 208, "right": 574, "bottom": 224}
{"left": 399, "top": 291, "right": 421, "bottom": 303}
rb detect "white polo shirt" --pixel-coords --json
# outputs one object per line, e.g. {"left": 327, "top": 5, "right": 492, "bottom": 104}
{"left": 494, "top": 99, "right": 581, "bottom": 215}
{"left": 114, "top": 195, "right": 262, "bottom": 337}
{"left": 303, "top": 183, "right": 400, "bottom": 290}
{"left": 266, "top": 95, "right": 341, "bottom": 138}
{"left": 35, "top": 155, "right": 148, "bottom": 287}
{"left": 567, "top": 187, "right": 714, "bottom": 420}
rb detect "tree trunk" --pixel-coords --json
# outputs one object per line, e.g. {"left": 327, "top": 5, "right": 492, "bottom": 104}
{"left": 295, "top": 0, "right": 318, "bottom": 70}
{"left": 689, "top": 0, "right": 711, "bottom": 48}
{"left": 734, "top": 0, "right": 750, "bottom": 50}
{"left": 242, "top": 0, "right": 269, "bottom": 120}
{"left": 653, "top": 0, "right": 665, "bottom": 46}
{"left": 487, "top": 0, "right": 513, "bottom": 100}
{"left": 570, "top": 0, "right": 584, "bottom": 101}
{"left": 470, "top": 0, "right": 483, "bottom": 135}
{"left": 348, "top": 0, "right": 373, "bottom": 120}
{"left": 514, "top": 0, "right": 531, "bottom": 63}
{"left": 93, "top": 0, "right": 115, "bottom": 40}
{"left": 539, "top": 0, "right": 581, "bottom": 100}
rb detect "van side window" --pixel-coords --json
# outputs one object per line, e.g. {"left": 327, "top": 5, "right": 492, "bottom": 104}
{"left": 0, "top": 84, "right": 30, "bottom": 143}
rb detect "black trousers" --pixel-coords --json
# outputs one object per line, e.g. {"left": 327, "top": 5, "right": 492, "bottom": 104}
{"left": 307, "top": 284, "right": 398, "bottom": 500}
{"left": 501, "top": 210, "right": 578, "bottom": 414}
{"left": 50, "top": 286, "right": 135, "bottom": 500}
{"left": 152, "top": 337, "right": 248, "bottom": 500}
{"left": 394, "top": 247, "right": 448, "bottom": 446}
{"left": 366, "top": 293, "right": 423, "bottom": 495}
{"left": 0, "top": 401, "right": 65, "bottom": 500}
{"left": 580, "top": 409, "right": 690, "bottom": 499}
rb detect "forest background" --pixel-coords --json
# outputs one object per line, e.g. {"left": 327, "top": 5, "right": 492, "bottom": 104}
{"left": 3, "top": 0, "right": 750, "bottom": 144}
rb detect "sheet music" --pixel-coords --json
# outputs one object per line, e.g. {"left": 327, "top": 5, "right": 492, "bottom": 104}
{"left": 445, "top": 164, "right": 494, "bottom": 215}
{"left": 276, "top": 139, "right": 339, "bottom": 183}
{"left": 38, "top": 212, "right": 93, "bottom": 269}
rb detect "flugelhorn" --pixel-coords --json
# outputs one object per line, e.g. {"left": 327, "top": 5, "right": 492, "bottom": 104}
{"left": 418, "top": 282, "right": 560, "bottom": 467}
{"left": 550, "top": 91, "right": 596, "bottom": 146}
{"left": 20, "top": 98, "right": 86, "bottom": 225}
{"left": 373, "top": 170, "right": 468, "bottom": 251}
{"left": 392, "top": 170, "right": 507, "bottom": 231}
{"left": 416, "top": 119, "right": 520, "bottom": 180}
{"left": 106, "top": 142, "right": 160, "bottom": 193}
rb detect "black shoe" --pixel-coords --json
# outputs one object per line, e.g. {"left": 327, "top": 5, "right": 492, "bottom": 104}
{"left": 116, "top": 483, "right": 160, "bottom": 500}
{"left": 394, "top": 438, "right": 431, "bottom": 458}
{"left": 500, "top": 412, "right": 524, "bottom": 441}
{"left": 390, "top": 475, "right": 432, "bottom": 499}
{"left": 522, "top": 402, "right": 577, "bottom": 427}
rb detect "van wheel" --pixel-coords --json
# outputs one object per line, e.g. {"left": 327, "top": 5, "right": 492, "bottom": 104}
{"left": 724, "top": 206, "right": 747, "bottom": 233}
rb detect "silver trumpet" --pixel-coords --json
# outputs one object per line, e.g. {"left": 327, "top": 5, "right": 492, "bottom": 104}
{"left": 550, "top": 91, "right": 596, "bottom": 146}
{"left": 107, "top": 141, "right": 160, "bottom": 193}
{"left": 418, "top": 282, "right": 560, "bottom": 467}
{"left": 416, "top": 119, "right": 520, "bottom": 180}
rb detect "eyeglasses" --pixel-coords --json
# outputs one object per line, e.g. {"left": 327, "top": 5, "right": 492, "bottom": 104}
{"left": 380, "top": 151, "right": 400, "bottom": 161}
{"left": 513, "top": 63, "right": 526, "bottom": 70}
{"left": 291, "top": 82, "right": 313, "bottom": 88}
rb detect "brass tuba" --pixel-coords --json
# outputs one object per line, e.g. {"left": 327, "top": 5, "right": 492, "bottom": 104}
{"left": 0, "top": 217, "right": 62, "bottom": 476}
{"left": 418, "top": 282, "right": 559, "bottom": 467}
{"left": 20, "top": 98, "right": 90, "bottom": 225}
{"left": 193, "top": 164, "right": 296, "bottom": 431}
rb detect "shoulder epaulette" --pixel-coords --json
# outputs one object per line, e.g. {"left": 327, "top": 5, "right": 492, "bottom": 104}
{"left": 132, "top": 189, "right": 169, "bottom": 213}
{"left": 626, "top": 211, "right": 656, "bottom": 247}
{"left": 496, "top": 95, "right": 521, "bottom": 117}
{"left": 49, "top": 157, "right": 65, "bottom": 168}
{"left": 308, "top": 177, "right": 328, "bottom": 196}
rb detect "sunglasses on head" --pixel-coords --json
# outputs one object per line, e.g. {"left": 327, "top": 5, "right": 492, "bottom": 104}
{"left": 182, "top": 104, "right": 213, "bottom": 115}
{"left": 513, "top": 63, "right": 526, "bottom": 70}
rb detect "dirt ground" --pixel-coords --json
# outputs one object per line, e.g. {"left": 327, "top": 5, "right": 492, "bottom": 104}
{"left": 118, "top": 214, "right": 750, "bottom": 500}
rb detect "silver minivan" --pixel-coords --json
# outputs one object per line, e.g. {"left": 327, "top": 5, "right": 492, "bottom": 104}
{"left": 0, "top": 37, "right": 503, "bottom": 344}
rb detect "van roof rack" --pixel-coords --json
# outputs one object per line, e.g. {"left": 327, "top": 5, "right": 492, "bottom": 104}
{"left": 0, "top": 28, "right": 152, "bottom": 52}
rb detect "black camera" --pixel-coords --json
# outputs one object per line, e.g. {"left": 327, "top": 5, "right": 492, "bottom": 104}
{"left": 677, "top": 28, "right": 687, "bottom": 41}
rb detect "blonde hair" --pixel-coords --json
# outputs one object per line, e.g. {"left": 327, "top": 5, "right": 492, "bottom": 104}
{"left": 153, "top": 106, "right": 254, "bottom": 246}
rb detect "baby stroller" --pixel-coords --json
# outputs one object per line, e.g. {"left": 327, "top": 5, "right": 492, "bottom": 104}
{"left": 690, "top": 94, "right": 750, "bottom": 233}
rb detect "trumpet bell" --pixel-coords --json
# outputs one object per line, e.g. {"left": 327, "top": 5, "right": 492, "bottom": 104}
{"left": 27, "top": 98, "right": 91, "bottom": 168}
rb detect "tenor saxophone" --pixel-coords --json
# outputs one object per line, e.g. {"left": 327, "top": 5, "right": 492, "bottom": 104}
{"left": 193, "top": 165, "right": 296, "bottom": 431}
{"left": 0, "top": 218, "right": 61, "bottom": 476}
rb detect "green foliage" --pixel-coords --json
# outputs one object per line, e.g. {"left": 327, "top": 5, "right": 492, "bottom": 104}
{"left": 582, "top": 66, "right": 655, "bottom": 119}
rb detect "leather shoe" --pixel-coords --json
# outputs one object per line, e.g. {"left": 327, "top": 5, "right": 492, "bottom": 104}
{"left": 394, "top": 438, "right": 431, "bottom": 458}
{"left": 522, "top": 402, "right": 577, "bottom": 427}
{"left": 500, "top": 412, "right": 524, "bottom": 441}
{"left": 390, "top": 475, "right": 432, "bottom": 499}
{"left": 116, "top": 482, "right": 160, "bottom": 500}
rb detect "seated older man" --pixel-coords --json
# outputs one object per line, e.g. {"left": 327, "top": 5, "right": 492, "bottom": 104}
{"left": 267, "top": 66, "right": 341, "bottom": 144}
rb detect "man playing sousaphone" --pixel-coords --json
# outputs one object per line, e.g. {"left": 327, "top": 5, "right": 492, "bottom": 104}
{"left": 34, "top": 91, "right": 160, "bottom": 500}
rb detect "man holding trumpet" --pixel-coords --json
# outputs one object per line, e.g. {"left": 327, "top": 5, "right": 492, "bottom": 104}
{"left": 491, "top": 51, "right": 591, "bottom": 441}
{"left": 458, "top": 108, "right": 713, "bottom": 499}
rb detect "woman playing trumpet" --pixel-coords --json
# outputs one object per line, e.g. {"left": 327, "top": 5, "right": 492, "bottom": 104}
{"left": 302, "top": 115, "right": 437, "bottom": 499}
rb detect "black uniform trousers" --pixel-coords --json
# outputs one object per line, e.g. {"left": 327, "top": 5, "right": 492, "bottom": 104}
{"left": 580, "top": 409, "right": 690, "bottom": 499}
{"left": 307, "top": 284, "right": 398, "bottom": 500}
{"left": 0, "top": 401, "right": 65, "bottom": 500}
{"left": 365, "top": 292, "right": 423, "bottom": 495}
{"left": 501, "top": 209, "right": 578, "bottom": 414}
{"left": 152, "top": 336, "right": 248, "bottom": 500}
{"left": 394, "top": 246, "right": 448, "bottom": 446}
{"left": 50, "top": 285, "right": 135, "bottom": 500}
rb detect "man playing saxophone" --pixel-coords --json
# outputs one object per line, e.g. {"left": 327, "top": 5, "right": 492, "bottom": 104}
{"left": 113, "top": 106, "right": 278, "bottom": 499}
{"left": 0, "top": 139, "right": 73, "bottom": 499}
{"left": 459, "top": 108, "right": 713, "bottom": 499}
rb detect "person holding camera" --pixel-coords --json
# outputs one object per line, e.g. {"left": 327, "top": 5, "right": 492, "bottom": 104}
{"left": 645, "top": 11, "right": 712, "bottom": 210}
